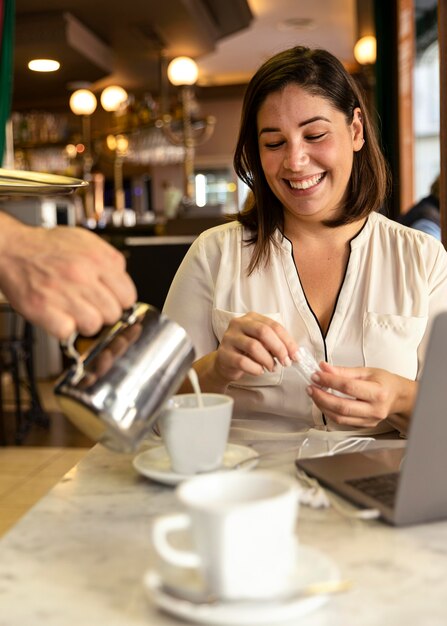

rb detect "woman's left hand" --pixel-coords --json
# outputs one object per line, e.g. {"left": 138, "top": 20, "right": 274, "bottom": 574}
{"left": 307, "top": 362, "right": 417, "bottom": 431}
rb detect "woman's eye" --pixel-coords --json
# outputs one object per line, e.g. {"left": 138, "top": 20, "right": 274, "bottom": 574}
{"left": 264, "top": 141, "right": 284, "bottom": 149}
{"left": 307, "top": 133, "right": 326, "bottom": 141}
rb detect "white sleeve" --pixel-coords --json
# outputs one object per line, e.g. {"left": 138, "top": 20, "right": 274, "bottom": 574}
{"left": 162, "top": 234, "right": 218, "bottom": 358}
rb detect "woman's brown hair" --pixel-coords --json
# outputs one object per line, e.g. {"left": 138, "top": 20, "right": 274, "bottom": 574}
{"left": 233, "top": 46, "right": 390, "bottom": 273}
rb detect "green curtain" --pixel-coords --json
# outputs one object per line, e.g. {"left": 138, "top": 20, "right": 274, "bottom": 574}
{"left": 0, "top": 0, "right": 14, "bottom": 165}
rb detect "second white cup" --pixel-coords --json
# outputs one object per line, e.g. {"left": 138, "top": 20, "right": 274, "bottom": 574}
{"left": 157, "top": 393, "right": 233, "bottom": 475}
{"left": 151, "top": 470, "right": 300, "bottom": 599}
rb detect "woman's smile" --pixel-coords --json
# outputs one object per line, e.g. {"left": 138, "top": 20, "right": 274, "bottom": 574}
{"left": 286, "top": 172, "right": 326, "bottom": 192}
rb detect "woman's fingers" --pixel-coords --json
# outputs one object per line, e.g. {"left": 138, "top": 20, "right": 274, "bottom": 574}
{"left": 215, "top": 312, "right": 297, "bottom": 381}
{"left": 307, "top": 363, "right": 396, "bottom": 427}
{"left": 217, "top": 345, "right": 265, "bottom": 378}
{"left": 313, "top": 362, "right": 378, "bottom": 402}
{"left": 307, "top": 385, "right": 383, "bottom": 427}
{"left": 225, "top": 313, "right": 297, "bottom": 367}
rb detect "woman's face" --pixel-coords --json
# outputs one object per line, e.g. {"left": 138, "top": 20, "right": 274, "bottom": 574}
{"left": 257, "top": 83, "right": 364, "bottom": 224}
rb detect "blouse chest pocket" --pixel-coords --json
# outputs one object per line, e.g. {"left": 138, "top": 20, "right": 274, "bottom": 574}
{"left": 362, "top": 312, "right": 427, "bottom": 379}
{"left": 212, "top": 309, "right": 284, "bottom": 387}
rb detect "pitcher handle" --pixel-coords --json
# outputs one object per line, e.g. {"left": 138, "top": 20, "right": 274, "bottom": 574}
{"left": 60, "top": 303, "right": 150, "bottom": 383}
{"left": 60, "top": 332, "right": 84, "bottom": 384}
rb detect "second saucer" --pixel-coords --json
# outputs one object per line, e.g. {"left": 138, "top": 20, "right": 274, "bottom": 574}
{"left": 133, "top": 443, "right": 259, "bottom": 486}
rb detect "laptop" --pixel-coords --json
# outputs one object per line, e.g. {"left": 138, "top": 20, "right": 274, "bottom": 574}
{"left": 295, "top": 310, "right": 447, "bottom": 526}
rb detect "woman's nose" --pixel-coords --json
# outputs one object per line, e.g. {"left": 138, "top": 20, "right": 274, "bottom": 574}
{"left": 284, "top": 144, "right": 309, "bottom": 170}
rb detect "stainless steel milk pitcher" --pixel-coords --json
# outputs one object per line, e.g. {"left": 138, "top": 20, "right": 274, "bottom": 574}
{"left": 54, "top": 303, "right": 195, "bottom": 452}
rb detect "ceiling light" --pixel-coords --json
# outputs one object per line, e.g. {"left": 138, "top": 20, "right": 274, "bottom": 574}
{"left": 167, "top": 56, "right": 199, "bottom": 86}
{"left": 100, "top": 86, "right": 128, "bottom": 112}
{"left": 28, "top": 59, "right": 60, "bottom": 72}
{"left": 354, "top": 36, "right": 377, "bottom": 65}
{"left": 69, "top": 89, "right": 97, "bottom": 115}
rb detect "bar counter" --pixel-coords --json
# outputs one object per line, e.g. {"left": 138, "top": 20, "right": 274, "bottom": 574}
{"left": 0, "top": 442, "right": 446, "bottom": 625}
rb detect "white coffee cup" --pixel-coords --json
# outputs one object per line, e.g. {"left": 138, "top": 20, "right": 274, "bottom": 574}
{"left": 157, "top": 393, "right": 233, "bottom": 475}
{"left": 151, "top": 470, "right": 300, "bottom": 599}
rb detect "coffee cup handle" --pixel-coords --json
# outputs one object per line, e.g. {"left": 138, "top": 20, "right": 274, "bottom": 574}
{"left": 145, "top": 422, "right": 162, "bottom": 443}
{"left": 152, "top": 513, "right": 200, "bottom": 569}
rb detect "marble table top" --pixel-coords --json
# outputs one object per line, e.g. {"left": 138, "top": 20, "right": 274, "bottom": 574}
{"left": 0, "top": 441, "right": 446, "bottom": 626}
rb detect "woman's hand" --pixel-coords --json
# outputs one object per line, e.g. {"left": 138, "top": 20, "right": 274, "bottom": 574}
{"left": 186, "top": 312, "right": 298, "bottom": 393}
{"left": 307, "top": 362, "right": 417, "bottom": 434}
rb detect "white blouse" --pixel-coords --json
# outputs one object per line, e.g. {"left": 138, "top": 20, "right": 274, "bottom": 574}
{"left": 163, "top": 212, "right": 447, "bottom": 441}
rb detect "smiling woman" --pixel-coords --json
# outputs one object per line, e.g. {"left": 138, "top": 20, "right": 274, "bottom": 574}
{"left": 162, "top": 45, "right": 447, "bottom": 444}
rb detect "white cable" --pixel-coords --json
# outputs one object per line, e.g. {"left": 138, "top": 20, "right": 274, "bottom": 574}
{"left": 295, "top": 467, "right": 380, "bottom": 520}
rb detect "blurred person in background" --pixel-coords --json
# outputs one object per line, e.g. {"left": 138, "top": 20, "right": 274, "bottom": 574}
{"left": 398, "top": 174, "right": 440, "bottom": 239}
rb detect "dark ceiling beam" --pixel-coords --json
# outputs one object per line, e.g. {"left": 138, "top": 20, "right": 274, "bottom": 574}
{"left": 12, "top": 0, "right": 254, "bottom": 111}
{"left": 15, "top": 11, "right": 113, "bottom": 72}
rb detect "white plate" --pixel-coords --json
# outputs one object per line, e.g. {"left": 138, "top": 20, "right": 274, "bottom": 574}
{"left": 133, "top": 444, "right": 259, "bottom": 486}
{"left": 144, "top": 544, "right": 340, "bottom": 626}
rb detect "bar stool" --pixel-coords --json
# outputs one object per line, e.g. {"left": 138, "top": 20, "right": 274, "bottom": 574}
{"left": 0, "top": 303, "right": 49, "bottom": 444}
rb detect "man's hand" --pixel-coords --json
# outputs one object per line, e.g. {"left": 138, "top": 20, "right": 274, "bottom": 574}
{"left": 0, "top": 213, "right": 137, "bottom": 339}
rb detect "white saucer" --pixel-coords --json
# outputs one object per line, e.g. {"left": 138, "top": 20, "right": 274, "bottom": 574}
{"left": 133, "top": 444, "right": 259, "bottom": 486}
{"left": 143, "top": 544, "right": 340, "bottom": 626}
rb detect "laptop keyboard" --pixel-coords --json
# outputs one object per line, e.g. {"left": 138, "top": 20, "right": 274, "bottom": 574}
{"left": 346, "top": 472, "right": 399, "bottom": 508}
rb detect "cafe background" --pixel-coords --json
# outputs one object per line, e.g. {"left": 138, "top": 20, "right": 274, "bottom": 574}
{"left": 1, "top": 1, "right": 445, "bottom": 234}
{"left": 0, "top": 0, "right": 444, "bottom": 441}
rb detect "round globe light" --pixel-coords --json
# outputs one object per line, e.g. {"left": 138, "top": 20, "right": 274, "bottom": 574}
{"left": 354, "top": 36, "right": 377, "bottom": 65}
{"left": 167, "top": 56, "right": 199, "bottom": 86}
{"left": 69, "top": 89, "right": 97, "bottom": 115}
{"left": 100, "top": 85, "right": 128, "bottom": 112}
